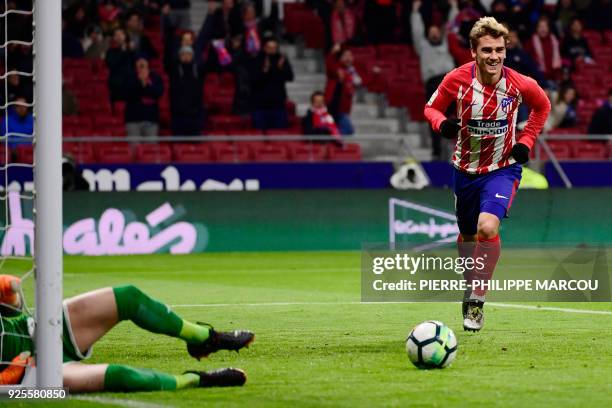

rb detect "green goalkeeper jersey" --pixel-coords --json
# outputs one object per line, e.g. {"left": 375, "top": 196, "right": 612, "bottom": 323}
{"left": 0, "top": 313, "right": 35, "bottom": 367}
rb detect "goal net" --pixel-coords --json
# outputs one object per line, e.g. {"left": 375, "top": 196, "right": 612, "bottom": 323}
{"left": 0, "top": 0, "right": 63, "bottom": 389}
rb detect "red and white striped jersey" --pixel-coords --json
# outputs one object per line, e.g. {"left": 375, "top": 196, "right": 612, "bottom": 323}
{"left": 424, "top": 63, "right": 550, "bottom": 174}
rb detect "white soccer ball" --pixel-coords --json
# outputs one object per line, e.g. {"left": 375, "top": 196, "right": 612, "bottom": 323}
{"left": 406, "top": 320, "right": 457, "bottom": 369}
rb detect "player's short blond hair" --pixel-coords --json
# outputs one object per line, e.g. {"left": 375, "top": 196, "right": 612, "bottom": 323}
{"left": 469, "top": 17, "right": 509, "bottom": 50}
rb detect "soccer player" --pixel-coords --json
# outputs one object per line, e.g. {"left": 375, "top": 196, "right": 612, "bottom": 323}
{"left": 0, "top": 274, "right": 254, "bottom": 391}
{"left": 424, "top": 17, "right": 550, "bottom": 331}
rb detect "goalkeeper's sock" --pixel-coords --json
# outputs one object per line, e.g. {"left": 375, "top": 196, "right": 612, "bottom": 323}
{"left": 471, "top": 235, "right": 501, "bottom": 300}
{"left": 104, "top": 364, "right": 199, "bottom": 392}
{"left": 113, "top": 285, "right": 209, "bottom": 345}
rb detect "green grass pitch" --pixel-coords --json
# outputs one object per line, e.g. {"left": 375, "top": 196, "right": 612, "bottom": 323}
{"left": 6, "top": 251, "right": 612, "bottom": 407}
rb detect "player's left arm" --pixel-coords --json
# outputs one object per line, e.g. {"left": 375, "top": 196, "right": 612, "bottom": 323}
{"left": 512, "top": 76, "right": 551, "bottom": 163}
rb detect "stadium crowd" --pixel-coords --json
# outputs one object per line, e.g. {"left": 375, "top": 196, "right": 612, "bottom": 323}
{"left": 0, "top": 0, "right": 611, "bottom": 162}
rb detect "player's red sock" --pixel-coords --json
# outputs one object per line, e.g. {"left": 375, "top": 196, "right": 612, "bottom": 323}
{"left": 457, "top": 235, "right": 477, "bottom": 288}
{"left": 471, "top": 235, "right": 501, "bottom": 300}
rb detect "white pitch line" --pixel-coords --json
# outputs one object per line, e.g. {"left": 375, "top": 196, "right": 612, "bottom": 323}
{"left": 489, "top": 302, "right": 612, "bottom": 315}
{"left": 170, "top": 301, "right": 612, "bottom": 316}
{"left": 73, "top": 395, "right": 172, "bottom": 408}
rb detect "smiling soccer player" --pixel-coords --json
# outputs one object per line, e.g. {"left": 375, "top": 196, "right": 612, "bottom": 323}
{"left": 424, "top": 17, "right": 550, "bottom": 332}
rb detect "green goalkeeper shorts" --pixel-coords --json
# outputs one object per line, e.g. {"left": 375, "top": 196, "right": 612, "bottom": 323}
{"left": 62, "top": 301, "right": 93, "bottom": 363}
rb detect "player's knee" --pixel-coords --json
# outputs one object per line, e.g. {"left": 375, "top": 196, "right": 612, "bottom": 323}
{"left": 113, "top": 285, "right": 145, "bottom": 320}
{"left": 477, "top": 219, "right": 499, "bottom": 240}
{"left": 114, "top": 284, "right": 142, "bottom": 300}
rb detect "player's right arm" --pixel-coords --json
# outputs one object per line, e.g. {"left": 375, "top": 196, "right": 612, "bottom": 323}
{"left": 424, "top": 71, "right": 460, "bottom": 138}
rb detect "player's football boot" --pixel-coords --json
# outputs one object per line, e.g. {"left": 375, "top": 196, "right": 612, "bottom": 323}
{"left": 461, "top": 289, "right": 472, "bottom": 318}
{"left": 187, "top": 323, "right": 255, "bottom": 360}
{"left": 463, "top": 301, "right": 485, "bottom": 332}
{"left": 185, "top": 368, "right": 247, "bottom": 387}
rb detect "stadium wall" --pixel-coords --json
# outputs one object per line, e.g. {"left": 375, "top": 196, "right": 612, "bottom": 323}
{"left": 2, "top": 189, "right": 608, "bottom": 255}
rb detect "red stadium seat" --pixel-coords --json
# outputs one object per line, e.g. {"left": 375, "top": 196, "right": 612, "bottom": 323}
{"left": 63, "top": 58, "right": 91, "bottom": 70}
{"left": 208, "top": 96, "right": 234, "bottom": 115}
{"left": 212, "top": 142, "right": 250, "bottom": 163}
{"left": 288, "top": 143, "right": 327, "bottom": 162}
{"left": 208, "top": 115, "right": 249, "bottom": 131}
{"left": 327, "top": 143, "right": 362, "bottom": 161}
{"left": 265, "top": 128, "right": 302, "bottom": 136}
{"left": 227, "top": 129, "right": 264, "bottom": 137}
{"left": 252, "top": 144, "right": 289, "bottom": 162}
{"left": 112, "top": 101, "right": 126, "bottom": 118}
{"left": 135, "top": 144, "right": 172, "bottom": 164}
{"left": 571, "top": 141, "right": 607, "bottom": 160}
{"left": 63, "top": 143, "right": 96, "bottom": 164}
{"left": 172, "top": 143, "right": 213, "bottom": 163}
{"left": 14, "top": 145, "right": 33, "bottom": 164}
{"left": 80, "top": 103, "right": 113, "bottom": 117}
{"left": 97, "top": 143, "right": 133, "bottom": 164}
{"left": 538, "top": 141, "right": 573, "bottom": 160}
{"left": 93, "top": 117, "right": 123, "bottom": 128}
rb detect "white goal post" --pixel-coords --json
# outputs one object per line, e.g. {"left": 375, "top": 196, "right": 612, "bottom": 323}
{"left": 33, "top": 0, "right": 63, "bottom": 387}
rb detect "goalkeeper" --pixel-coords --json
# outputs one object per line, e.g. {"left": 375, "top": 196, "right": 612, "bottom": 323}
{"left": 0, "top": 275, "right": 254, "bottom": 392}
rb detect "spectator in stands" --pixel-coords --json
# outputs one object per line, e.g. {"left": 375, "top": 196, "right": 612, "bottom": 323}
{"left": 82, "top": 25, "right": 109, "bottom": 60}
{"left": 63, "top": 81, "right": 80, "bottom": 116}
{"left": 447, "top": 1, "right": 474, "bottom": 66}
{"left": 168, "top": 45, "right": 207, "bottom": 136}
{"left": 5, "top": 73, "right": 29, "bottom": 105}
{"left": 62, "top": 156, "right": 90, "bottom": 192}
{"left": 98, "top": 0, "right": 122, "bottom": 34}
{"left": 331, "top": 0, "right": 356, "bottom": 46}
{"left": 166, "top": 0, "right": 192, "bottom": 31}
{"left": 0, "top": 97, "right": 33, "bottom": 147}
{"left": 364, "top": 0, "right": 396, "bottom": 44}
{"left": 509, "top": 0, "right": 544, "bottom": 40}
{"left": 411, "top": 0, "right": 456, "bottom": 159}
{"left": 587, "top": 0, "right": 612, "bottom": 31}
{"left": 65, "top": 4, "right": 91, "bottom": 40}
{"left": 588, "top": 88, "right": 612, "bottom": 135}
{"left": 198, "top": 0, "right": 242, "bottom": 46}
{"left": 124, "top": 58, "right": 164, "bottom": 137}
{"left": 62, "top": 16, "right": 85, "bottom": 58}
{"left": 561, "top": 18, "right": 594, "bottom": 66}
{"left": 324, "top": 46, "right": 360, "bottom": 135}
{"left": 489, "top": 0, "right": 512, "bottom": 26}
{"left": 505, "top": 29, "right": 545, "bottom": 85}
{"left": 162, "top": 4, "right": 199, "bottom": 73}
{"left": 302, "top": 91, "right": 342, "bottom": 142}
{"left": 555, "top": 0, "right": 578, "bottom": 34}
{"left": 5, "top": 44, "right": 33, "bottom": 80}
{"left": 105, "top": 27, "right": 136, "bottom": 103}
{"left": 239, "top": 0, "right": 280, "bottom": 39}
{"left": 545, "top": 85, "right": 579, "bottom": 130}
{"left": 526, "top": 16, "right": 562, "bottom": 81}
{"left": 250, "top": 37, "right": 294, "bottom": 130}
{"left": 125, "top": 11, "right": 158, "bottom": 59}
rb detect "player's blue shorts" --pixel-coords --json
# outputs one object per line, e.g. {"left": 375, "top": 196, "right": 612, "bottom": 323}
{"left": 452, "top": 164, "right": 522, "bottom": 235}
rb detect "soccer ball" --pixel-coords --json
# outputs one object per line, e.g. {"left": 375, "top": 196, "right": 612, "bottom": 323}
{"left": 406, "top": 320, "right": 457, "bottom": 369}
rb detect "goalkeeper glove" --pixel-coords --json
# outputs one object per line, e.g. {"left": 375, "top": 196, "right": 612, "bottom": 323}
{"left": 0, "top": 352, "right": 33, "bottom": 385}
{"left": 439, "top": 119, "right": 461, "bottom": 139}
{"left": 511, "top": 143, "right": 530, "bottom": 164}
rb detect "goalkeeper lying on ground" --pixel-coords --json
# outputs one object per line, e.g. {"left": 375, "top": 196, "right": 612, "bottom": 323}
{"left": 0, "top": 275, "right": 255, "bottom": 392}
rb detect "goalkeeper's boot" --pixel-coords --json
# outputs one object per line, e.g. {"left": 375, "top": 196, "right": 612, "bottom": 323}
{"left": 187, "top": 323, "right": 255, "bottom": 360}
{"left": 185, "top": 368, "right": 247, "bottom": 387}
{"left": 463, "top": 301, "right": 485, "bottom": 332}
